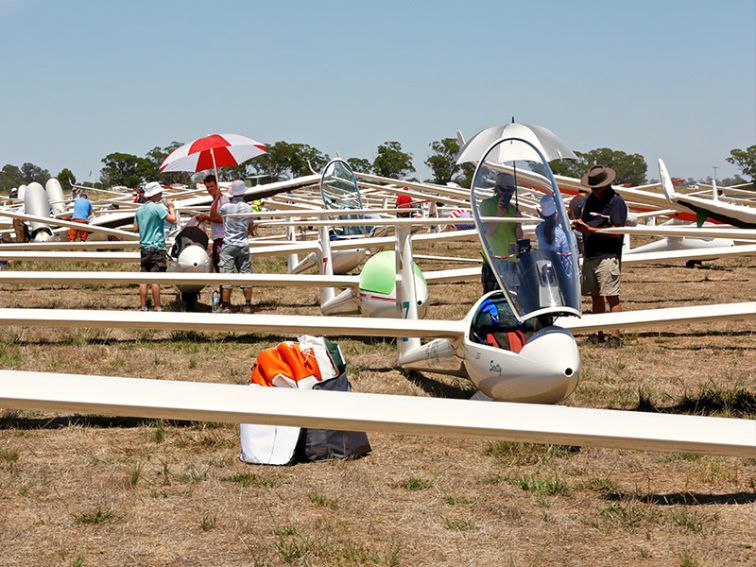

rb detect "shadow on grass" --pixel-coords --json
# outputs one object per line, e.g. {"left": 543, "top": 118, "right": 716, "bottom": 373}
{"left": 658, "top": 344, "right": 753, "bottom": 352}
{"left": 603, "top": 491, "right": 756, "bottom": 506}
{"left": 631, "top": 330, "right": 754, "bottom": 339}
{"left": 404, "top": 370, "right": 474, "bottom": 400}
{"left": 635, "top": 388, "right": 756, "bottom": 418}
{"left": 625, "top": 297, "right": 710, "bottom": 305}
{"left": 0, "top": 415, "right": 193, "bottom": 430}
{"left": 1, "top": 332, "right": 291, "bottom": 347}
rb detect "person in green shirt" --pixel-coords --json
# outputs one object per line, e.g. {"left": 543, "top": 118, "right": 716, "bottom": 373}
{"left": 134, "top": 182, "right": 177, "bottom": 311}
{"left": 480, "top": 172, "right": 523, "bottom": 293}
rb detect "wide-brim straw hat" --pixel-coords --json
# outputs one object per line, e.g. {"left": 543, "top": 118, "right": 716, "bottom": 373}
{"left": 581, "top": 165, "right": 616, "bottom": 189}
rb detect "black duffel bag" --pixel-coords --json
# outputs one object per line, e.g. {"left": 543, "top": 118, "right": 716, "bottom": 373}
{"left": 299, "top": 372, "right": 371, "bottom": 461}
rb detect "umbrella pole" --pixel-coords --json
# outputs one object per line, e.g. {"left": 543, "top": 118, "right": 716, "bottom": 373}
{"left": 211, "top": 148, "right": 219, "bottom": 181}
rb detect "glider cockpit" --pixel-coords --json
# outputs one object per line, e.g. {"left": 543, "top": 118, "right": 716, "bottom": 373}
{"left": 471, "top": 137, "right": 581, "bottom": 324}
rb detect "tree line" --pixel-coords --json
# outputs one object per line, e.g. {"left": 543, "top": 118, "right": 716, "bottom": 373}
{"left": 0, "top": 163, "right": 76, "bottom": 192}
{"left": 2, "top": 140, "right": 753, "bottom": 192}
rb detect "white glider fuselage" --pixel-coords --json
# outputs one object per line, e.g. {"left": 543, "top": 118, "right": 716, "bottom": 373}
{"left": 397, "top": 292, "right": 580, "bottom": 403}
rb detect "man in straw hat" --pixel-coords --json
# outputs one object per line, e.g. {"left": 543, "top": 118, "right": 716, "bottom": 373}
{"left": 134, "top": 181, "right": 177, "bottom": 311}
{"left": 571, "top": 165, "right": 628, "bottom": 347}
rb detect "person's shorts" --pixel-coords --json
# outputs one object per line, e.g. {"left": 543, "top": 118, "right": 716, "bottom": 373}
{"left": 140, "top": 247, "right": 168, "bottom": 273}
{"left": 219, "top": 244, "right": 252, "bottom": 289}
{"left": 211, "top": 238, "right": 224, "bottom": 272}
{"left": 582, "top": 256, "right": 621, "bottom": 297}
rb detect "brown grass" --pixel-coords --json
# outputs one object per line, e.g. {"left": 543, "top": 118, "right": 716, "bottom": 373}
{"left": 0, "top": 236, "right": 753, "bottom": 566}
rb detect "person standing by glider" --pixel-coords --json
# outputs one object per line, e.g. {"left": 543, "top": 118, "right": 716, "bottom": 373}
{"left": 571, "top": 165, "right": 627, "bottom": 347}
{"left": 134, "top": 182, "right": 177, "bottom": 311}
{"left": 67, "top": 193, "right": 93, "bottom": 242}
{"left": 217, "top": 180, "right": 255, "bottom": 313}
{"left": 196, "top": 174, "right": 229, "bottom": 272}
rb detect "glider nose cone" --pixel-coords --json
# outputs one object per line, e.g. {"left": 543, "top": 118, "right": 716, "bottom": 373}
{"left": 517, "top": 327, "right": 581, "bottom": 402}
{"left": 521, "top": 327, "right": 580, "bottom": 379}
{"left": 474, "top": 326, "right": 580, "bottom": 404}
{"left": 177, "top": 245, "right": 211, "bottom": 273}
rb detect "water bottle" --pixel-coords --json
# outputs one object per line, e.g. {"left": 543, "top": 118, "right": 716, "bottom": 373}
{"left": 211, "top": 290, "right": 220, "bottom": 311}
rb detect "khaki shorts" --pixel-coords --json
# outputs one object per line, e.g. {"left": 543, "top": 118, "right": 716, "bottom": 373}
{"left": 582, "top": 256, "right": 621, "bottom": 297}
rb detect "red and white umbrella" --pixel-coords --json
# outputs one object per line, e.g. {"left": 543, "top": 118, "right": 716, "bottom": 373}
{"left": 159, "top": 133, "right": 267, "bottom": 178}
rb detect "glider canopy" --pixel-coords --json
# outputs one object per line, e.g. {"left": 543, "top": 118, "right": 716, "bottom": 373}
{"left": 472, "top": 137, "right": 581, "bottom": 322}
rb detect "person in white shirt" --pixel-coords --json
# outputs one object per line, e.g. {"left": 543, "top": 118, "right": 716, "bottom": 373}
{"left": 536, "top": 194, "right": 573, "bottom": 281}
{"left": 196, "top": 174, "right": 229, "bottom": 272}
{"left": 217, "top": 180, "right": 254, "bottom": 312}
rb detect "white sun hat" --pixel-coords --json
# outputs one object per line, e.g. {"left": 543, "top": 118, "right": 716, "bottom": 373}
{"left": 143, "top": 181, "right": 163, "bottom": 199}
{"left": 230, "top": 180, "right": 247, "bottom": 197}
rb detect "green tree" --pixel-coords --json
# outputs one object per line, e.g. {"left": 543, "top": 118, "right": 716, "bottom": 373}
{"left": 346, "top": 158, "right": 372, "bottom": 173}
{"left": 250, "top": 141, "right": 329, "bottom": 180}
{"left": 100, "top": 152, "right": 152, "bottom": 188}
{"left": 455, "top": 162, "right": 476, "bottom": 188}
{"left": 0, "top": 164, "right": 25, "bottom": 191}
{"left": 550, "top": 148, "right": 647, "bottom": 186}
{"left": 583, "top": 148, "right": 646, "bottom": 185}
{"left": 549, "top": 156, "right": 588, "bottom": 179}
{"left": 218, "top": 163, "right": 252, "bottom": 182}
{"left": 291, "top": 144, "right": 329, "bottom": 177}
{"left": 726, "top": 145, "right": 756, "bottom": 185}
{"left": 425, "top": 137, "right": 460, "bottom": 184}
{"left": 144, "top": 141, "right": 192, "bottom": 184}
{"left": 250, "top": 141, "right": 292, "bottom": 180}
{"left": 719, "top": 174, "right": 748, "bottom": 187}
{"left": 372, "top": 141, "right": 415, "bottom": 179}
{"left": 21, "top": 162, "right": 51, "bottom": 184}
{"left": 56, "top": 168, "right": 76, "bottom": 191}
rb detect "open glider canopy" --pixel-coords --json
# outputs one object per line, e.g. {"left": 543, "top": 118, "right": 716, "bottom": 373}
{"left": 320, "top": 158, "right": 370, "bottom": 238}
{"left": 472, "top": 137, "right": 580, "bottom": 322}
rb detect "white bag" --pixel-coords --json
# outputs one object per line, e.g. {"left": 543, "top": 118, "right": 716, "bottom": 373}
{"left": 240, "top": 422, "right": 301, "bottom": 465}
{"left": 239, "top": 384, "right": 301, "bottom": 465}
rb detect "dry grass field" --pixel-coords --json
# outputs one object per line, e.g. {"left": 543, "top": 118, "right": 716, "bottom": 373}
{"left": 0, "top": 237, "right": 753, "bottom": 567}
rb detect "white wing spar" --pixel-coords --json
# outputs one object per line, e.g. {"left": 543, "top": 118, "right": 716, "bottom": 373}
{"left": 623, "top": 245, "right": 756, "bottom": 263}
{"left": 247, "top": 229, "right": 479, "bottom": 257}
{"left": 0, "top": 269, "right": 485, "bottom": 287}
{"left": 0, "top": 230, "right": 481, "bottom": 262}
{"left": 558, "top": 302, "right": 756, "bottom": 333}
{"left": 424, "top": 267, "right": 481, "bottom": 283}
{"left": 416, "top": 245, "right": 756, "bottom": 282}
{"left": 0, "top": 303, "right": 751, "bottom": 339}
{"left": 0, "top": 371, "right": 752, "bottom": 457}
{"left": 0, "top": 251, "right": 138, "bottom": 262}
{"left": 0, "top": 271, "right": 360, "bottom": 288}
{"left": 598, "top": 226, "right": 756, "bottom": 241}
{"left": 0, "top": 209, "right": 139, "bottom": 240}
{"left": 0, "top": 241, "right": 138, "bottom": 251}
{"left": 0, "top": 308, "right": 466, "bottom": 338}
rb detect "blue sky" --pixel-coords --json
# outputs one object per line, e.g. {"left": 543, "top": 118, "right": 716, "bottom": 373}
{"left": 1, "top": 0, "right": 754, "bottom": 183}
